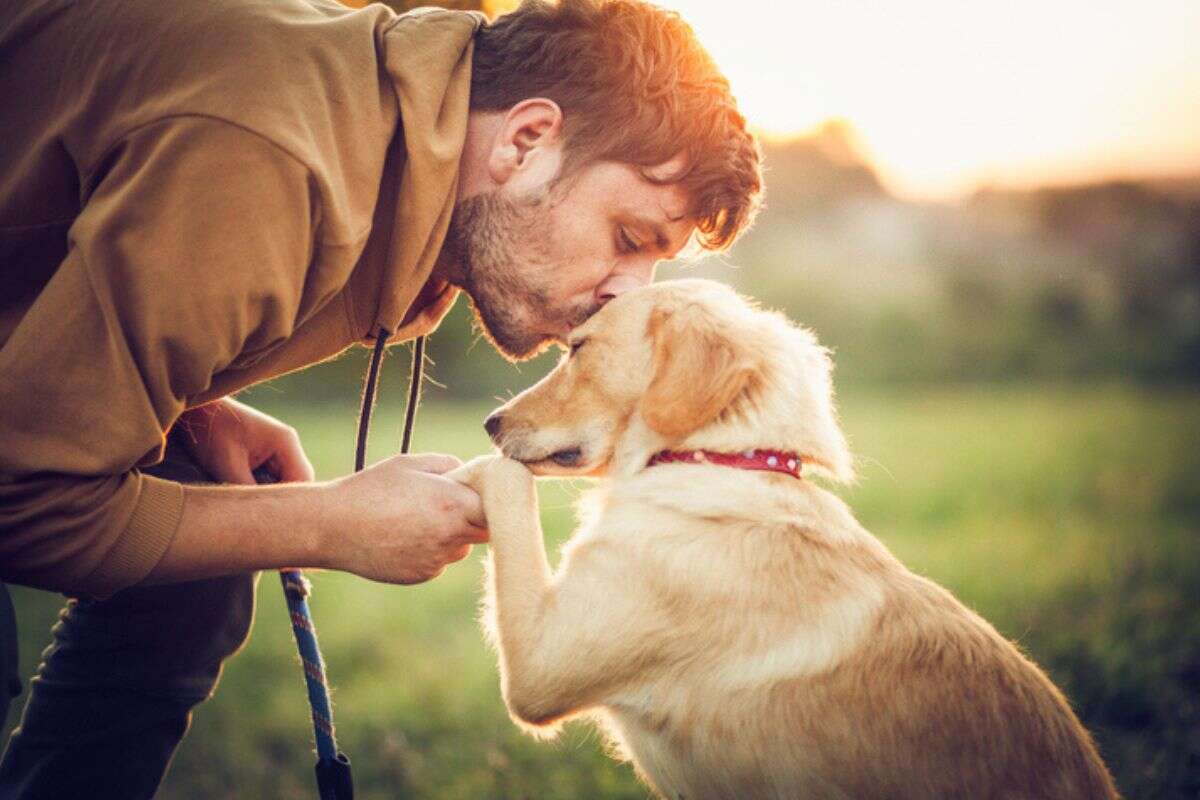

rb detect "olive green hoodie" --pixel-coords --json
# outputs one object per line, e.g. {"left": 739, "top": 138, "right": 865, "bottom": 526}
{"left": 0, "top": 0, "right": 482, "bottom": 597}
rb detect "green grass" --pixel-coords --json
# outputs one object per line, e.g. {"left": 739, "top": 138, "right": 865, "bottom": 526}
{"left": 6, "top": 384, "right": 1198, "bottom": 798}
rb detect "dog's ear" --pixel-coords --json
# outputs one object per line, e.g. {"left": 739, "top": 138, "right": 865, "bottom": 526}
{"left": 641, "top": 303, "right": 758, "bottom": 439}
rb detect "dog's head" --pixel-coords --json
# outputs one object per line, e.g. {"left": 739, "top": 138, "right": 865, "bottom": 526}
{"left": 483, "top": 279, "right": 853, "bottom": 482}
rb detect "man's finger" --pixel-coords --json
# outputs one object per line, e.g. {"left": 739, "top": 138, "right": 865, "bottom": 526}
{"left": 273, "top": 441, "right": 316, "bottom": 483}
{"left": 446, "top": 543, "right": 472, "bottom": 564}
{"left": 393, "top": 453, "right": 462, "bottom": 474}
{"left": 214, "top": 447, "right": 257, "bottom": 485}
{"left": 457, "top": 525, "right": 490, "bottom": 545}
{"left": 455, "top": 486, "right": 486, "bottom": 528}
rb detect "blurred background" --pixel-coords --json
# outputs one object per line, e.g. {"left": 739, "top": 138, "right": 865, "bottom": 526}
{"left": 7, "top": 0, "right": 1199, "bottom": 797}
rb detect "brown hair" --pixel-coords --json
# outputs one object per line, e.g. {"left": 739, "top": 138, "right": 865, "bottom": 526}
{"left": 471, "top": 0, "right": 763, "bottom": 251}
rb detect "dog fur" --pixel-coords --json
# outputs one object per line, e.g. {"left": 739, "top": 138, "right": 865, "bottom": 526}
{"left": 450, "top": 279, "right": 1118, "bottom": 799}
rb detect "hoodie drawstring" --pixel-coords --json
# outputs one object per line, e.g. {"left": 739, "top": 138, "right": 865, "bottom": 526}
{"left": 400, "top": 334, "right": 425, "bottom": 454}
{"left": 355, "top": 328, "right": 390, "bottom": 470}
{"left": 355, "top": 328, "right": 426, "bottom": 469}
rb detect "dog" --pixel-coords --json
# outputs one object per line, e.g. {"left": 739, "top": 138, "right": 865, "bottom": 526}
{"left": 450, "top": 278, "right": 1118, "bottom": 799}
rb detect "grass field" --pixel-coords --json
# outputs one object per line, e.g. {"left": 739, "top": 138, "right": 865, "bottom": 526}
{"left": 6, "top": 384, "right": 1199, "bottom": 798}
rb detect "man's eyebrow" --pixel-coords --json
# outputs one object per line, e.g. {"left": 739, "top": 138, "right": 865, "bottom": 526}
{"left": 632, "top": 214, "right": 681, "bottom": 255}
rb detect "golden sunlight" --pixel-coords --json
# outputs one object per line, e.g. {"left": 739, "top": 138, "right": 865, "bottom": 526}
{"left": 666, "top": 0, "right": 1200, "bottom": 198}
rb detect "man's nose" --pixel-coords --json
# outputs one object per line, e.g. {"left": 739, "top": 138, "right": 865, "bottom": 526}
{"left": 596, "top": 271, "right": 651, "bottom": 305}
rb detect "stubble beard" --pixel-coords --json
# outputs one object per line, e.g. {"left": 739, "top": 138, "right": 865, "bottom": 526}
{"left": 443, "top": 188, "right": 599, "bottom": 361}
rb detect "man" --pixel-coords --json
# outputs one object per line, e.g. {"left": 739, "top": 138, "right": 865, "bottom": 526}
{"left": 0, "top": 0, "right": 761, "bottom": 794}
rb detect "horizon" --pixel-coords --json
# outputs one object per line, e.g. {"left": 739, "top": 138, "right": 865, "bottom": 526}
{"left": 753, "top": 119, "right": 1200, "bottom": 202}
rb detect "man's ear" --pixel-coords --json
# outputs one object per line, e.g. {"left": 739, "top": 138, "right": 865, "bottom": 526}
{"left": 487, "top": 98, "right": 564, "bottom": 186}
{"left": 640, "top": 304, "right": 758, "bottom": 439}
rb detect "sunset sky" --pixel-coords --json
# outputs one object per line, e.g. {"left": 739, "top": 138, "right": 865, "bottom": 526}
{"left": 667, "top": 0, "right": 1200, "bottom": 199}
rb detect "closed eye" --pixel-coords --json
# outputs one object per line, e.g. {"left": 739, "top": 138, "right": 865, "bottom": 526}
{"left": 617, "top": 226, "right": 641, "bottom": 254}
{"left": 569, "top": 338, "right": 588, "bottom": 357}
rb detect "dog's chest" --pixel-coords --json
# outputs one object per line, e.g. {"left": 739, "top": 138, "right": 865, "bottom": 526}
{"left": 591, "top": 573, "right": 887, "bottom": 798}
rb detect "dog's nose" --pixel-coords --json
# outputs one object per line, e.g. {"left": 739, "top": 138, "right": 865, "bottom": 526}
{"left": 483, "top": 413, "right": 504, "bottom": 442}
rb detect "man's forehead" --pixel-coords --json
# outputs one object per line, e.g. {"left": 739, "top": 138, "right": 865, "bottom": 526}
{"left": 652, "top": 184, "right": 691, "bottom": 224}
{"left": 641, "top": 151, "right": 691, "bottom": 183}
{"left": 630, "top": 167, "right": 695, "bottom": 254}
{"left": 570, "top": 157, "right": 696, "bottom": 254}
{"left": 639, "top": 154, "right": 691, "bottom": 214}
{"left": 646, "top": 198, "right": 696, "bottom": 258}
{"left": 640, "top": 211, "right": 694, "bottom": 258}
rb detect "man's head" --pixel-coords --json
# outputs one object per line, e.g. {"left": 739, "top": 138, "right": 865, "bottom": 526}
{"left": 441, "top": 0, "right": 763, "bottom": 360}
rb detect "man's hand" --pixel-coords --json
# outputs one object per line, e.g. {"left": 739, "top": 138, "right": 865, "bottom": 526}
{"left": 322, "top": 454, "right": 488, "bottom": 584}
{"left": 145, "top": 402, "right": 488, "bottom": 588}
{"left": 177, "top": 397, "right": 315, "bottom": 485}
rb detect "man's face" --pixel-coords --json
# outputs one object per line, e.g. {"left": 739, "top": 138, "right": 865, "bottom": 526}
{"left": 444, "top": 154, "right": 695, "bottom": 360}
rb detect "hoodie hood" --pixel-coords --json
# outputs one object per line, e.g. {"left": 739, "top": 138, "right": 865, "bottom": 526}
{"left": 366, "top": 7, "right": 484, "bottom": 337}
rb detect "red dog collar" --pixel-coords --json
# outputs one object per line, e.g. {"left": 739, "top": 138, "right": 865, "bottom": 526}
{"left": 647, "top": 448, "right": 804, "bottom": 479}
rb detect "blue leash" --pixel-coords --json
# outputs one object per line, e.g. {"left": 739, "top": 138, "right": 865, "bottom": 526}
{"left": 253, "top": 467, "right": 351, "bottom": 800}
{"left": 257, "top": 330, "right": 426, "bottom": 800}
{"left": 280, "top": 567, "right": 352, "bottom": 797}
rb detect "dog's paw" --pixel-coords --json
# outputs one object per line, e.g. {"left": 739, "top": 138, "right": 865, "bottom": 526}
{"left": 446, "top": 455, "right": 532, "bottom": 497}
{"left": 444, "top": 454, "right": 500, "bottom": 491}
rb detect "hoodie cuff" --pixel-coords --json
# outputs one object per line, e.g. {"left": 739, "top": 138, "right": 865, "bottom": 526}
{"left": 82, "top": 474, "right": 185, "bottom": 599}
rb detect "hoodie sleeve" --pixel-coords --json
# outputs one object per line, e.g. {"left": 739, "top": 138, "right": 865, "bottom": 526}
{"left": 0, "top": 116, "right": 315, "bottom": 598}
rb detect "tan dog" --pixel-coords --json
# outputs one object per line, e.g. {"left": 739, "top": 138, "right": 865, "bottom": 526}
{"left": 451, "top": 279, "right": 1117, "bottom": 799}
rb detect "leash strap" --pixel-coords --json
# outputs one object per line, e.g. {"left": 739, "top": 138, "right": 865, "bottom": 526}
{"left": 256, "top": 464, "right": 352, "bottom": 800}
{"left": 280, "top": 569, "right": 352, "bottom": 798}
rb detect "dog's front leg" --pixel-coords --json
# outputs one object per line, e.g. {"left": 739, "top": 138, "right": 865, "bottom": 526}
{"left": 452, "top": 456, "right": 656, "bottom": 730}
{"left": 449, "top": 456, "right": 562, "bottom": 721}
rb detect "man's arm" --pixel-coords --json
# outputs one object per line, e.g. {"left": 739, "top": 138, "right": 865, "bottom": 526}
{"left": 0, "top": 116, "right": 482, "bottom": 597}
{"left": 143, "top": 452, "right": 487, "bottom": 586}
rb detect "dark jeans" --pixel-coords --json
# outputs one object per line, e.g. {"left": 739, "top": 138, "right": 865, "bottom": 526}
{"left": 0, "top": 431, "right": 259, "bottom": 799}
{"left": 0, "top": 587, "right": 18, "bottom": 733}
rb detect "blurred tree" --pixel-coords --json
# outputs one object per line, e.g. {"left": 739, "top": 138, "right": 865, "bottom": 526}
{"left": 1030, "top": 284, "right": 1087, "bottom": 335}
{"left": 753, "top": 121, "right": 887, "bottom": 216}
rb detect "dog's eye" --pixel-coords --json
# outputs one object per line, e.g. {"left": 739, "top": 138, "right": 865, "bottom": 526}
{"left": 569, "top": 338, "right": 588, "bottom": 357}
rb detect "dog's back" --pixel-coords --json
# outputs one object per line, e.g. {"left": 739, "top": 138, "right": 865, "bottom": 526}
{"left": 815, "top": 573, "right": 1117, "bottom": 799}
